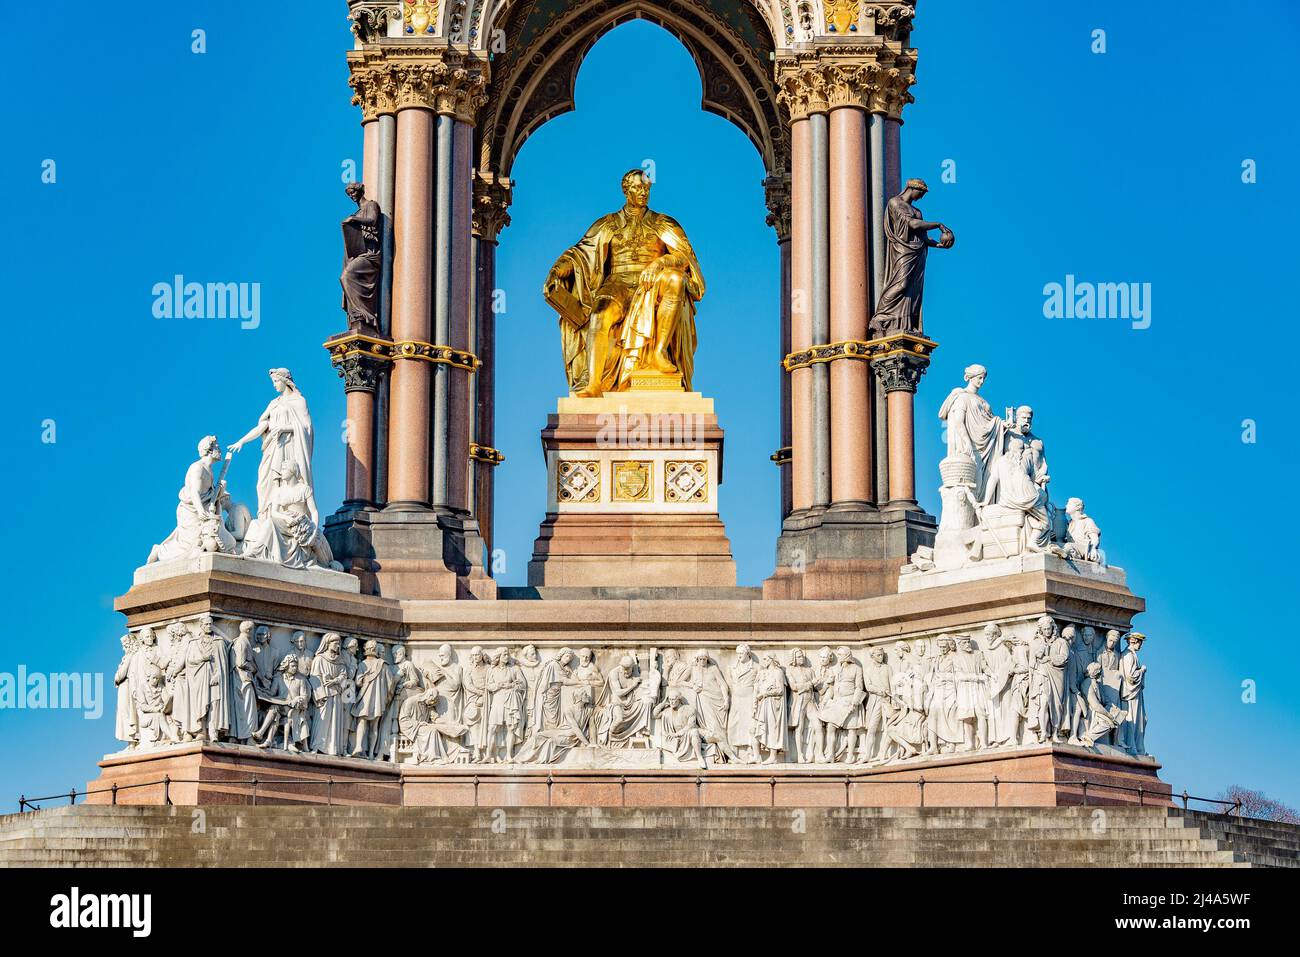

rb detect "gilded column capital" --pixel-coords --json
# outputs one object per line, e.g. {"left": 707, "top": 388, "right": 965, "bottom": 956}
{"left": 347, "top": 47, "right": 490, "bottom": 124}
{"left": 763, "top": 171, "right": 791, "bottom": 243}
{"left": 776, "top": 46, "right": 917, "bottom": 122}
{"left": 473, "top": 172, "right": 513, "bottom": 242}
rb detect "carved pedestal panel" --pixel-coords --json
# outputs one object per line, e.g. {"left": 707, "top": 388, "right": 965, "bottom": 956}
{"left": 526, "top": 393, "right": 738, "bottom": 589}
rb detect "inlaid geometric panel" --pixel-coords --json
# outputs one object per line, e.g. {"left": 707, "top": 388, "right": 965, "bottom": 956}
{"left": 612, "top": 460, "right": 653, "bottom": 503}
{"left": 664, "top": 460, "right": 708, "bottom": 503}
{"left": 557, "top": 460, "right": 600, "bottom": 503}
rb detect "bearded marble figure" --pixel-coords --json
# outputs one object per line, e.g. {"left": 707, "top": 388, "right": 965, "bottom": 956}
{"left": 309, "top": 634, "right": 352, "bottom": 756}
{"left": 544, "top": 169, "right": 704, "bottom": 396}
{"left": 812, "top": 646, "right": 839, "bottom": 762}
{"left": 653, "top": 691, "right": 707, "bottom": 769}
{"left": 1096, "top": 630, "right": 1124, "bottom": 719}
{"left": 926, "top": 638, "right": 965, "bottom": 754}
{"left": 689, "top": 651, "right": 737, "bottom": 763}
{"left": 148, "top": 435, "right": 241, "bottom": 563}
{"left": 952, "top": 636, "right": 990, "bottom": 752}
{"left": 982, "top": 406, "right": 1052, "bottom": 553}
{"left": 981, "top": 624, "right": 1023, "bottom": 746}
{"left": 727, "top": 645, "right": 758, "bottom": 761}
{"left": 121, "top": 627, "right": 163, "bottom": 748}
{"left": 400, "top": 687, "right": 468, "bottom": 765}
{"left": 426, "top": 644, "right": 463, "bottom": 722}
{"left": 167, "top": 616, "right": 231, "bottom": 742}
{"left": 594, "top": 655, "right": 651, "bottom": 748}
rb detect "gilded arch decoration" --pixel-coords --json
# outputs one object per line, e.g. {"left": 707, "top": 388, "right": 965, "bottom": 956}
{"left": 473, "top": 0, "right": 789, "bottom": 180}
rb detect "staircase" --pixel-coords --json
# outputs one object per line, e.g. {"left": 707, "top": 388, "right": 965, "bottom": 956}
{"left": 0, "top": 805, "right": 1295, "bottom": 867}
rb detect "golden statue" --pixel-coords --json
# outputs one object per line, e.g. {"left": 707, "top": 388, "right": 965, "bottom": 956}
{"left": 543, "top": 169, "right": 705, "bottom": 397}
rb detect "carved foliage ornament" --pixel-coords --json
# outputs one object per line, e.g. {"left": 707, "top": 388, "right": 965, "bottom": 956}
{"left": 348, "top": 50, "right": 490, "bottom": 123}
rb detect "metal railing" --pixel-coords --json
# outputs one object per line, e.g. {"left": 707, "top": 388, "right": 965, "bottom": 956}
{"left": 14, "top": 773, "right": 1243, "bottom": 817}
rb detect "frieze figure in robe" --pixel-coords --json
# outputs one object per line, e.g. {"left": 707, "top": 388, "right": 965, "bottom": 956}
{"left": 982, "top": 624, "right": 1027, "bottom": 746}
{"left": 868, "top": 178, "right": 954, "bottom": 338}
{"left": 594, "top": 654, "right": 651, "bottom": 749}
{"left": 134, "top": 667, "right": 178, "bottom": 748}
{"left": 486, "top": 647, "right": 528, "bottom": 761}
{"left": 518, "top": 648, "right": 580, "bottom": 763}
{"left": 751, "top": 653, "right": 788, "bottom": 764}
{"left": 400, "top": 687, "right": 468, "bottom": 765}
{"left": 727, "top": 644, "right": 759, "bottom": 762}
{"left": 1032, "top": 617, "right": 1071, "bottom": 743}
{"left": 925, "top": 637, "right": 965, "bottom": 754}
{"left": 543, "top": 169, "right": 704, "bottom": 396}
{"left": 462, "top": 646, "right": 493, "bottom": 762}
{"left": 379, "top": 644, "right": 421, "bottom": 761}
{"left": 882, "top": 642, "right": 928, "bottom": 761}
{"left": 785, "top": 648, "right": 820, "bottom": 764}
{"left": 281, "top": 631, "right": 314, "bottom": 686}
{"left": 861, "top": 647, "right": 894, "bottom": 764}
{"left": 811, "top": 646, "right": 839, "bottom": 762}
{"left": 823, "top": 647, "right": 869, "bottom": 763}
{"left": 168, "top": 615, "right": 231, "bottom": 743}
{"left": 147, "top": 435, "right": 244, "bottom": 563}
{"left": 1118, "top": 633, "right": 1148, "bottom": 755}
{"left": 309, "top": 634, "right": 352, "bottom": 756}
{"left": 662, "top": 648, "right": 692, "bottom": 701}
{"left": 340, "top": 181, "right": 381, "bottom": 333}
{"left": 242, "top": 462, "right": 339, "bottom": 570}
{"left": 1079, "top": 662, "right": 1125, "bottom": 749}
{"left": 688, "top": 650, "right": 738, "bottom": 764}
{"left": 254, "top": 655, "right": 312, "bottom": 752}
{"left": 114, "top": 633, "right": 140, "bottom": 747}
{"left": 653, "top": 691, "right": 707, "bottom": 769}
{"left": 228, "top": 620, "right": 261, "bottom": 744}
{"left": 425, "top": 644, "right": 463, "bottom": 722}
{"left": 1095, "top": 630, "right": 1124, "bottom": 745}
{"left": 952, "top": 635, "right": 990, "bottom": 752}
{"left": 121, "top": 627, "right": 162, "bottom": 749}
{"left": 351, "top": 640, "right": 395, "bottom": 760}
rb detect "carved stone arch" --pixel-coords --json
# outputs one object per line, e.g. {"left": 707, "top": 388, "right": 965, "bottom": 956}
{"left": 475, "top": 0, "right": 789, "bottom": 183}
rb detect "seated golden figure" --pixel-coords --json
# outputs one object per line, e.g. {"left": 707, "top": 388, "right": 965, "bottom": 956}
{"left": 543, "top": 169, "right": 705, "bottom": 397}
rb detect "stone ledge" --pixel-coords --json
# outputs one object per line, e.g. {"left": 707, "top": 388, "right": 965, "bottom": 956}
{"left": 134, "top": 553, "right": 360, "bottom": 593}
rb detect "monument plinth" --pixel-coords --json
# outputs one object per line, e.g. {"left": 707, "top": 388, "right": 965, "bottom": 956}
{"left": 527, "top": 391, "right": 738, "bottom": 589}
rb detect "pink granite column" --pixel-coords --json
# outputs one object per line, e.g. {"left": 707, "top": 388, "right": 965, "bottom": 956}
{"left": 887, "top": 389, "right": 915, "bottom": 503}
{"left": 387, "top": 106, "right": 434, "bottom": 508}
{"left": 362, "top": 119, "right": 379, "bottom": 200}
{"left": 344, "top": 387, "right": 375, "bottom": 504}
{"left": 789, "top": 116, "right": 815, "bottom": 513}
{"left": 828, "top": 105, "right": 873, "bottom": 507}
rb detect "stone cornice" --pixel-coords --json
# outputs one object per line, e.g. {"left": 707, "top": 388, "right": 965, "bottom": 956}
{"left": 776, "top": 44, "right": 917, "bottom": 121}
{"left": 348, "top": 45, "right": 489, "bottom": 123}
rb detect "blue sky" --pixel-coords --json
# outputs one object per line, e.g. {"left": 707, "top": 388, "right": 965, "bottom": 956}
{"left": 2, "top": 1, "right": 1297, "bottom": 808}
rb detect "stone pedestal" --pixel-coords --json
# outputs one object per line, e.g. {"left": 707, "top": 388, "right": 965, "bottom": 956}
{"left": 526, "top": 392, "right": 738, "bottom": 588}
{"left": 763, "top": 503, "right": 937, "bottom": 599}
{"left": 324, "top": 505, "right": 495, "bottom": 600}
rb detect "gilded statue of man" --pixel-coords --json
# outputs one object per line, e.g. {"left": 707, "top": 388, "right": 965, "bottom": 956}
{"left": 543, "top": 169, "right": 705, "bottom": 397}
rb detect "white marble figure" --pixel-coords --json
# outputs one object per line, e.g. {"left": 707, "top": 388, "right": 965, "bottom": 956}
{"left": 689, "top": 650, "right": 738, "bottom": 764}
{"left": 594, "top": 654, "right": 651, "bottom": 749}
{"left": 938, "top": 364, "right": 1003, "bottom": 501}
{"left": 486, "top": 647, "right": 527, "bottom": 761}
{"left": 114, "top": 633, "right": 140, "bottom": 747}
{"left": 381, "top": 645, "right": 421, "bottom": 761}
{"left": 823, "top": 646, "right": 868, "bottom": 763}
{"left": 1054, "top": 497, "right": 1104, "bottom": 566}
{"left": 752, "top": 652, "right": 787, "bottom": 764}
{"left": 229, "top": 621, "right": 260, "bottom": 743}
{"left": 1119, "top": 633, "right": 1148, "bottom": 756}
{"left": 462, "top": 647, "right": 492, "bottom": 762}
{"left": 1079, "top": 662, "right": 1125, "bottom": 749}
{"left": 727, "top": 644, "right": 758, "bottom": 762}
{"left": 352, "top": 640, "right": 395, "bottom": 759}
{"left": 309, "top": 633, "right": 352, "bottom": 756}
{"left": 786, "top": 648, "right": 820, "bottom": 764}
{"left": 982, "top": 406, "right": 1052, "bottom": 553}
{"left": 134, "top": 667, "right": 178, "bottom": 748}
{"left": 254, "top": 655, "right": 312, "bottom": 752}
{"left": 167, "top": 615, "right": 231, "bottom": 742}
{"left": 653, "top": 691, "right": 707, "bottom": 769}
{"left": 400, "top": 687, "right": 468, "bottom": 764}
{"left": 147, "top": 436, "right": 246, "bottom": 563}
{"left": 861, "top": 647, "right": 893, "bottom": 764}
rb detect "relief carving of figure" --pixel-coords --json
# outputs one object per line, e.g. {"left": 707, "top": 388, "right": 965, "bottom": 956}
{"left": 751, "top": 652, "right": 788, "bottom": 764}
{"left": 308, "top": 633, "right": 352, "bottom": 756}
{"left": 727, "top": 644, "right": 758, "bottom": 762}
